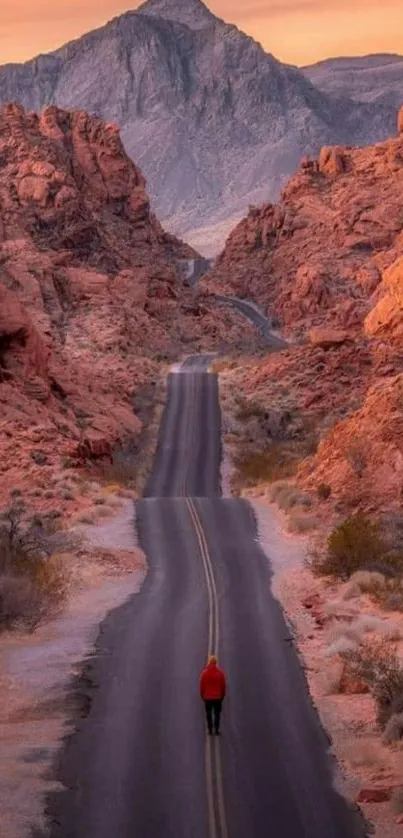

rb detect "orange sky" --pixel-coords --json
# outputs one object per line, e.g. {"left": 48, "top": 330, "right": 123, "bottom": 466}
{"left": 1, "top": 0, "right": 402, "bottom": 66}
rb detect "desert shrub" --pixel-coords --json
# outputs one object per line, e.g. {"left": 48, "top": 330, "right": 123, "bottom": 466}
{"left": 0, "top": 554, "right": 68, "bottom": 632}
{"left": 327, "top": 620, "right": 364, "bottom": 647}
{"left": 288, "top": 513, "right": 318, "bottom": 534}
{"left": 317, "top": 483, "right": 331, "bottom": 500}
{"left": 349, "top": 570, "right": 387, "bottom": 593}
{"left": 343, "top": 739, "right": 382, "bottom": 768}
{"left": 94, "top": 461, "right": 137, "bottom": 488}
{"left": 233, "top": 444, "right": 298, "bottom": 487}
{"left": 344, "top": 640, "right": 403, "bottom": 727}
{"left": 345, "top": 442, "right": 367, "bottom": 477}
{"left": 378, "top": 621, "right": 403, "bottom": 641}
{"left": 0, "top": 575, "right": 43, "bottom": 631}
{"left": 235, "top": 399, "right": 267, "bottom": 422}
{"left": 352, "top": 615, "right": 383, "bottom": 634}
{"left": 270, "top": 483, "right": 311, "bottom": 511}
{"left": 325, "top": 636, "right": 359, "bottom": 657}
{"left": 315, "top": 514, "right": 387, "bottom": 579}
{"left": 75, "top": 511, "right": 97, "bottom": 525}
{"left": 373, "top": 578, "right": 403, "bottom": 612}
{"left": 60, "top": 490, "right": 74, "bottom": 501}
{"left": 29, "top": 554, "right": 69, "bottom": 606}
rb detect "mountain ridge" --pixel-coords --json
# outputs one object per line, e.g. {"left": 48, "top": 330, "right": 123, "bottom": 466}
{"left": 0, "top": 0, "right": 400, "bottom": 253}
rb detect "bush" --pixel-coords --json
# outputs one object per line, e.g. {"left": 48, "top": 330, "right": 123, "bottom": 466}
{"left": 235, "top": 399, "right": 267, "bottom": 421}
{"left": 383, "top": 712, "right": 403, "bottom": 745}
{"left": 317, "top": 483, "right": 331, "bottom": 500}
{"left": 0, "top": 575, "right": 43, "bottom": 631}
{"left": 270, "top": 483, "right": 311, "bottom": 511}
{"left": 233, "top": 444, "right": 298, "bottom": 487}
{"left": 288, "top": 513, "right": 319, "bottom": 534}
{"left": 0, "top": 554, "right": 68, "bottom": 632}
{"left": 94, "top": 461, "right": 137, "bottom": 488}
{"left": 344, "top": 641, "right": 403, "bottom": 727}
{"left": 316, "top": 514, "right": 387, "bottom": 578}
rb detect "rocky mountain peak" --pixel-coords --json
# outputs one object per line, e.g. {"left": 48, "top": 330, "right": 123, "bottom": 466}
{"left": 137, "top": 0, "right": 216, "bottom": 28}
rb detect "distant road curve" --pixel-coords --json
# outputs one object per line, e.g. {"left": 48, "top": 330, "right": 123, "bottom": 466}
{"left": 213, "top": 294, "right": 287, "bottom": 348}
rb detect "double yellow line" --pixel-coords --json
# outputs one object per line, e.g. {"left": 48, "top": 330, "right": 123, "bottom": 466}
{"left": 186, "top": 498, "right": 229, "bottom": 838}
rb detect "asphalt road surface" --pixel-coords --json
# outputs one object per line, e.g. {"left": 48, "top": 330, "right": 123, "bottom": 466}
{"left": 213, "top": 294, "right": 288, "bottom": 348}
{"left": 47, "top": 360, "right": 367, "bottom": 838}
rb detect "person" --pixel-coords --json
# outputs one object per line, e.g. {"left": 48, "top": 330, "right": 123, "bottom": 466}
{"left": 200, "top": 654, "right": 227, "bottom": 735}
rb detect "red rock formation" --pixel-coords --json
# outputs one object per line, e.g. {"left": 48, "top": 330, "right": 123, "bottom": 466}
{"left": 204, "top": 108, "right": 403, "bottom": 338}
{"left": 0, "top": 104, "right": 255, "bottom": 510}
{"left": 211, "top": 107, "right": 403, "bottom": 515}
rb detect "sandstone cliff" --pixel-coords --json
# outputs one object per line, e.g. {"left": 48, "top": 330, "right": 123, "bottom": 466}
{"left": 0, "top": 104, "right": 254, "bottom": 511}
{"left": 206, "top": 105, "right": 403, "bottom": 339}
{"left": 213, "top": 107, "right": 403, "bottom": 515}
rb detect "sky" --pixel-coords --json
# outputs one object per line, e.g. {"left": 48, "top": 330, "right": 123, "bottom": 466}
{"left": 0, "top": 0, "right": 402, "bottom": 67}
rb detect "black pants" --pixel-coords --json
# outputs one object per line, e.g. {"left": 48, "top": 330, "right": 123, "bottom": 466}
{"left": 204, "top": 699, "right": 223, "bottom": 733}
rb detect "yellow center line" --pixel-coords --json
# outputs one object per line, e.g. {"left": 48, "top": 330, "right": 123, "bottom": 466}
{"left": 206, "top": 736, "right": 218, "bottom": 838}
{"left": 181, "top": 371, "right": 196, "bottom": 497}
{"left": 186, "top": 498, "right": 229, "bottom": 838}
{"left": 214, "top": 738, "right": 229, "bottom": 838}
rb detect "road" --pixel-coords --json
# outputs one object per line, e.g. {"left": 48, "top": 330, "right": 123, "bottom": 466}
{"left": 47, "top": 361, "right": 366, "bottom": 838}
{"left": 213, "top": 294, "right": 288, "bottom": 348}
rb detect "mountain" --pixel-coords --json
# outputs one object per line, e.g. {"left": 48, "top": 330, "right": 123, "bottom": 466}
{"left": 0, "top": 0, "right": 399, "bottom": 254}
{"left": 303, "top": 54, "right": 403, "bottom": 109}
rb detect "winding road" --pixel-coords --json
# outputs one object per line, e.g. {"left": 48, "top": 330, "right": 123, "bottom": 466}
{"left": 213, "top": 294, "right": 288, "bottom": 348}
{"left": 48, "top": 360, "right": 367, "bottom": 838}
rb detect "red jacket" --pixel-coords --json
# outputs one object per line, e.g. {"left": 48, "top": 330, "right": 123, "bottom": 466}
{"left": 200, "top": 663, "right": 227, "bottom": 701}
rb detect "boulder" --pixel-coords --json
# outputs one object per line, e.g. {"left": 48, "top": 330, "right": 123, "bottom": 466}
{"left": 356, "top": 785, "right": 396, "bottom": 804}
{"left": 365, "top": 256, "right": 403, "bottom": 339}
{"left": 308, "top": 328, "right": 350, "bottom": 349}
{"left": 318, "top": 146, "right": 348, "bottom": 176}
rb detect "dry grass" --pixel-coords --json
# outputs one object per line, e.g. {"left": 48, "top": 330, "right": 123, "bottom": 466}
{"left": 325, "top": 635, "right": 360, "bottom": 657}
{"left": 209, "top": 358, "right": 238, "bottom": 374}
{"left": 232, "top": 444, "right": 299, "bottom": 491}
{"left": 287, "top": 512, "right": 319, "bottom": 534}
{"left": 343, "top": 739, "right": 384, "bottom": 768}
{"left": 0, "top": 553, "right": 69, "bottom": 632}
{"left": 349, "top": 570, "right": 387, "bottom": 593}
{"left": 95, "top": 461, "right": 137, "bottom": 488}
{"left": 270, "top": 482, "right": 312, "bottom": 511}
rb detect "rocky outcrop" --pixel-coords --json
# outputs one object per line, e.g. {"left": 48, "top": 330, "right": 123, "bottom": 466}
{"left": 308, "top": 328, "right": 350, "bottom": 349}
{"left": 301, "top": 375, "right": 403, "bottom": 508}
{"left": 0, "top": 0, "right": 398, "bottom": 253}
{"left": 318, "top": 146, "right": 348, "bottom": 176}
{"left": 205, "top": 106, "right": 403, "bottom": 337}
{"left": 365, "top": 257, "right": 403, "bottom": 339}
{"left": 212, "top": 109, "right": 403, "bottom": 516}
{"left": 398, "top": 105, "right": 403, "bottom": 135}
{"left": 0, "top": 103, "right": 256, "bottom": 511}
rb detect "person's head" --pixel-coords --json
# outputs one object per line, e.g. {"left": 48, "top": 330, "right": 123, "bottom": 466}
{"left": 208, "top": 655, "right": 217, "bottom": 666}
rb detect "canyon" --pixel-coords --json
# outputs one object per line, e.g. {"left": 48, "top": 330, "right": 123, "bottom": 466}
{"left": 0, "top": 0, "right": 401, "bottom": 253}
